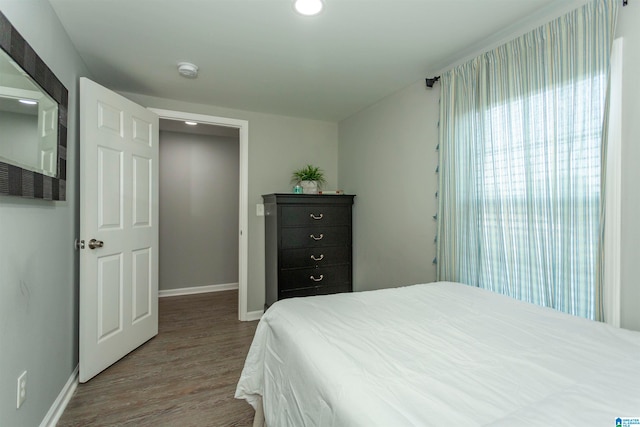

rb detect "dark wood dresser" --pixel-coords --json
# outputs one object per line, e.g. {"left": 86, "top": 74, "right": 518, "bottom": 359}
{"left": 263, "top": 193, "right": 355, "bottom": 308}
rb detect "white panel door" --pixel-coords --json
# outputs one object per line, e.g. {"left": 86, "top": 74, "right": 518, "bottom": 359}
{"left": 79, "top": 77, "right": 159, "bottom": 383}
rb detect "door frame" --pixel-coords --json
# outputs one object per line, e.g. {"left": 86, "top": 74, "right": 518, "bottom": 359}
{"left": 150, "top": 108, "right": 250, "bottom": 321}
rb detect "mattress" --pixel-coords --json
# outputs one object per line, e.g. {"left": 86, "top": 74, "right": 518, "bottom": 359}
{"left": 235, "top": 282, "right": 640, "bottom": 426}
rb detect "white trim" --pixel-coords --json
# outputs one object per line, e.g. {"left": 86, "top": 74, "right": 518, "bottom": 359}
{"left": 39, "top": 365, "right": 78, "bottom": 427}
{"left": 603, "top": 38, "right": 623, "bottom": 327}
{"left": 245, "top": 310, "right": 264, "bottom": 321}
{"left": 159, "top": 282, "right": 239, "bottom": 298}
{"left": 149, "top": 108, "right": 250, "bottom": 322}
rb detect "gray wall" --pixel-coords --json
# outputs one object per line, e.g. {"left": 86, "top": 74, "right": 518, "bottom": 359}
{"left": 338, "top": 80, "right": 439, "bottom": 291}
{"left": 121, "top": 92, "right": 339, "bottom": 312}
{"left": 616, "top": 5, "right": 640, "bottom": 331}
{"left": 159, "top": 131, "right": 239, "bottom": 291}
{"left": 0, "top": 1, "right": 89, "bottom": 426}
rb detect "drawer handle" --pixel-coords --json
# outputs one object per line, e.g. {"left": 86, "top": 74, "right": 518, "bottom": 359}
{"left": 310, "top": 233, "right": 324, "bottom": 241}
{"left": 310, "top": 274, "right": 324, "bottom": 282}
{"left": 310, "top": 213, "right": 324, "bottom": 220}
{"left": 310, "top": 254, "right": 324, "bottom": 261}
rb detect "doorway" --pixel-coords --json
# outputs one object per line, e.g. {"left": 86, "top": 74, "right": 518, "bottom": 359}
{"left": 150, "top": 108, "right": 249, "bottom": 321}
{"left": 158, "top": 120, "right": 239, "bottom": 296}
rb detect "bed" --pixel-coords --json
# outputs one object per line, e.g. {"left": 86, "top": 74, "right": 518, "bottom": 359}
{"left": 235, "top": 282, "right": 640, "bottom": 426}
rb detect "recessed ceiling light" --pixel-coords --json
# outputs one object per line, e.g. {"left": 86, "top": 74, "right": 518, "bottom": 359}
{"left": 19, "top": 99, "right": 38, "bottom": 105}
{"left": 294, "top": 0, "right": 323, "bottom": 16}
{"left": 185, "top": 121, "right": 198, "bottom": 126}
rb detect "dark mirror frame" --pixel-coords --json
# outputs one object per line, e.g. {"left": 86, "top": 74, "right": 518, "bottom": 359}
{"left": 0, "top": 11, "right": 68, "bottom": 201}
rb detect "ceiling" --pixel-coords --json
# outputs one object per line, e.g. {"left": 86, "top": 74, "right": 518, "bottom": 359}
{"left": 48, "top": 0, "right": 588, "bottom": 122}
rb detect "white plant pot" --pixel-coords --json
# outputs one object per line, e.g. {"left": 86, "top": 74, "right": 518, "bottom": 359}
{"left": 300, "top": 180, "right": 318, "bottom": 194}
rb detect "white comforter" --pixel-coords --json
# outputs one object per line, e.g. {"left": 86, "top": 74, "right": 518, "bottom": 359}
{"left": 235, "top": 282, "right": 640, "bottom": 426}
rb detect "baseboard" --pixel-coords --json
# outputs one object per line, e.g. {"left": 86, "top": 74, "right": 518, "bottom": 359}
{"left": 159, "top": 282, "right": 239, "bottom": 298}
{"left": 245, "top": 310, "right": 264, "bottom": 321}
{"left": 40, "top": 365, "right": 78, "bottom": 427}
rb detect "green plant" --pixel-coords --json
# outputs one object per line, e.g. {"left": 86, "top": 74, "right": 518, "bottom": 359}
{"left": 291, "top": 164, "right": 326, "bottom": 187}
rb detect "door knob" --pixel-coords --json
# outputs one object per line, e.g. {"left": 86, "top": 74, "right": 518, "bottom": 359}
{"left": 88, "top": 239, "right": 104, "bottom": 249}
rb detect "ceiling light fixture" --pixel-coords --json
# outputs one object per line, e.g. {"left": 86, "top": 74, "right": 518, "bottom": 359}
{"left": 177, "top": 62, "right": 199, "bottom": 78}
{"left": 19, "top": 99, "right": 38, "bottom": 105}
{"left": 294, "top": 0, "right": 323, "bottom": 16}
{"left": 185, "top": 121, "right": 198, "bottom": 126}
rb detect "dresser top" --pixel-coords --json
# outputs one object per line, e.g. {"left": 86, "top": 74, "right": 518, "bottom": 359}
{"left": 262, "top": 193, "right": 355, "bottom": 205}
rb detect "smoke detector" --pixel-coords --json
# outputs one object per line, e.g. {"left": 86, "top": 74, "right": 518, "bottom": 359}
{"left": 177, "top": 62, "right": 199, "bottom": 78}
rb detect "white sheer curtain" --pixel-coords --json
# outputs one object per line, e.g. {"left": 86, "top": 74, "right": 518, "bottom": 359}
{"left": 436, "top": 0, "right": 618, "bottom": 320}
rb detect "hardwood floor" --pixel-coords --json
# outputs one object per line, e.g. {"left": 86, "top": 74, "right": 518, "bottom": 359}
{"left": 58, "top": 291, "right": 258, "bottom": 427}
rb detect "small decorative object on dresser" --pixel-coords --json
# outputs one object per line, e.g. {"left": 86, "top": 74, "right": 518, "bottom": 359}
{"left": 291, "top": 164, "right": 326, "bottom": 194}
{"left": 263, "top": 193, "right": 355, "bottom": 308}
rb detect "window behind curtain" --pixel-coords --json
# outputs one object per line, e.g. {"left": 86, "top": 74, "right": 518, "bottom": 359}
{"left": 477, "top": 78, "right": 604, "bottom": 318}
{"left": 436, "top": 0, "right": 618, "bottom": 320}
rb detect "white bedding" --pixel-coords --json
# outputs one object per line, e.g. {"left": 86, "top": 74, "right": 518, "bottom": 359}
{"left": 235, "top": 282, "right": 640, "bottom": 426}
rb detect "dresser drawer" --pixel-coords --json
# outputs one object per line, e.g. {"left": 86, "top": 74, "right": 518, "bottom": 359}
{"left": 279, "top": 265, "right": 350, "bottom": 291}
{"left": 280, "top": 246, "right": 350, "bottom": 269}
{"left": 281, "top": 205, "right": 351, "bottom": 227}
{"left": 281, "top": 226, "right": 350, "bottom": 249}
{"left": 279, "top": 283, "right": 352, "bottom": 300}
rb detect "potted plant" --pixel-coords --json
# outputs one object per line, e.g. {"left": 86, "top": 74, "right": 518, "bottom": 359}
{"left": 291, "top": 164, "right": 326, "bottom": 194}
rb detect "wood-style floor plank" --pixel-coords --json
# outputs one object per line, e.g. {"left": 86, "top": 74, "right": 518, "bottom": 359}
{"left": 58, "top": 291, "right": 258, "bottom": 427}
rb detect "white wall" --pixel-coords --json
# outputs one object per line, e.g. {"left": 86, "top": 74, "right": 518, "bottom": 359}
{"left": 121, "top": 92, "right": 339, "bottom": 312}
{"left": 616, "top": 4, "right": 640, "bottom": 331}
{"left": 0, "top": 1, "right": 90, "bottom": 425}
{"left": 159, "top": 131, "right": 239, "bottom": 291}
{"left": 338, "top": 80, "right": 439, "bottom": 291}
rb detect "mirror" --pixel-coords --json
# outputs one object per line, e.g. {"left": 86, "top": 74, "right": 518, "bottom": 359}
{"left": 0, "top": 50, "right": 59, "bottom": 177}
{"left": 0, "top": 11, "right": 68, "bottom": 201}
